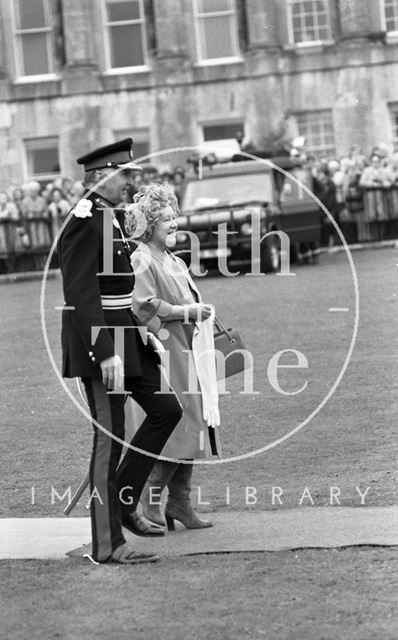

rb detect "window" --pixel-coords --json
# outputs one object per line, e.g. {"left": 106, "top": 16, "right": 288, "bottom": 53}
{"left": 193, "top": 0, "right": 240, "bottom": 62}
{"left": 24, "top": 137, "right": 60, "bottom": 181}
{"left": 114, "top": 128, "right": 150, "bottom": 162}
{"left": 296, "top": 111, "right": 335, "bottom": 157}
{"left": 13, "top": 0, "right": 54, "bottom": 76}
{"left": 384, "top": 0, "right": 398, "bottom": 33}
{"left": 183, "top": 173, "right": 274, "bottom": 210}
{"left": 203, "top": 122, "right": 244, "bottom": 142}
{"left": 104, "top": 0, "right": 147, "bottom": 69}
{"left": 390, "top": 105, "right": 398, "bottom": 142}
{"left": 288, "top": 0, "right": 332, "bottom": 45}
{"left": 200, "top": 121, "right": 244, "bottom": 157}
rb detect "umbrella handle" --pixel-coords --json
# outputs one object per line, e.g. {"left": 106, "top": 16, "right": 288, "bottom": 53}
{"left": 64, "top": 382, "right": 132, "bottom": 516}
{"left": 64, "top": 472, "right": 90, "bottom": 516}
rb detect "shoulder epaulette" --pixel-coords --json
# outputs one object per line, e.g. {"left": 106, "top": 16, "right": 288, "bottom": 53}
{"left": 94, "top": 196, "right": 114, "bottom": 208}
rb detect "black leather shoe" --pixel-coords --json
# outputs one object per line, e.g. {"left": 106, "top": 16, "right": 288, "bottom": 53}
{"left": 109, "top": 543, "right": 160, "bottom": 564}
{"left": 122, "top": 512, "right": 165, "bottom": 537}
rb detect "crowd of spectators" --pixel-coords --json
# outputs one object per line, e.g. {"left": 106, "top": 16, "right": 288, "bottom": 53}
{"left": 303, "top": 143, "right": 398, "bottom": 246}
{"left": 118, "top": 164, "right": 186, "bottom": 207}
{"left": 0, "top": 144, "right": 397, "bottom": 266}
{"left": 0, "top": 177, "right": 85, "bottom": 255}
{"left": 0, "top": 165, "right": 186, "bottom": 260}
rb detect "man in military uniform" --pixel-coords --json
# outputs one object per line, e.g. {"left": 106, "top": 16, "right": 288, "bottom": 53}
{"left": 58, "top": 139, "right": 182, "bottom": 564}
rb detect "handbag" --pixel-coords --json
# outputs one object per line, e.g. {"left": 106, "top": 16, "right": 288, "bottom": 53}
{"left": 213, "top": 316, "right": 247, "bottom": 379}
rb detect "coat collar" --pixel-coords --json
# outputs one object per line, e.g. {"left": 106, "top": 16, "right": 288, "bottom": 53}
{"left": 137, "top": 243, "right": 201, "bottom": 302}
{"left": 88, "top": 191, "right": 116, "bottom": 209}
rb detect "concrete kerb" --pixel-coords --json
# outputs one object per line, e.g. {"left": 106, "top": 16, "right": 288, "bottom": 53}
{"left": 322, "top": 239, "right": 398, "bottom": 254}
{"left": 1, "top": 506, "right": 398, "bottom": 561}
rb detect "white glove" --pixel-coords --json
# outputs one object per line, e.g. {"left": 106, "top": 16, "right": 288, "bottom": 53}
{"left": 192, "top": 308, "right": 220, "bottom": 429}
{"left": 202, "top": 391, "right": 220, "bottom": 428}
{"left": 147, "top": 331, "right": 165, "bottom": 354}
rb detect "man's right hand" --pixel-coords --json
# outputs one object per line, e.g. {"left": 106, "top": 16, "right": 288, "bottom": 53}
{"left": 100, "top": 355, "right": 124, "bottom": 390}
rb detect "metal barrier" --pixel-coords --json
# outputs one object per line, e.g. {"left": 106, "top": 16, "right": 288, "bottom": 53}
{"left": 0, "top": 217, "right": 54, "bottom": 273}
{"left": 1, "top": 187, "right": 397, "bottom": 274}
{"left": 348, "top": 186, "right": 398, "bottom": 243}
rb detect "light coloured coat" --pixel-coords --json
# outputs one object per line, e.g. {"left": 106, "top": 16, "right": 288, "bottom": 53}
{"left": 131, "top": 243, "right": 221, "bottom": 459}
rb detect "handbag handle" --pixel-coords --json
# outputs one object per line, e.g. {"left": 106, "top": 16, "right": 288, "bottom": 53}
{"left": 214, "top": 316, "right": 236, "bottom": 344}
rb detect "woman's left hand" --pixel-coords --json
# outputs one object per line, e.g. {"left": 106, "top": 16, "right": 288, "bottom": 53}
{"left": 187, "top": 303, "right": 214, "bottom": 322}
{"left": 199, "top": 304, "right": 213, "bottom": 321}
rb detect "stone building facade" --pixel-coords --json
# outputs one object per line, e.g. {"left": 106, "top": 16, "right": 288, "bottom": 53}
{"left": 1, "top": 0, "right": 398, "bottom": 188}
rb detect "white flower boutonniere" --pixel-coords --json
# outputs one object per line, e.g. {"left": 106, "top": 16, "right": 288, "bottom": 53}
{"left": 72, "top": 199, "right": 93, "bottom": 218}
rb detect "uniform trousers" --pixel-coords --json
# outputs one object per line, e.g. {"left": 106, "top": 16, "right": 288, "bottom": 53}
{"left": 82, "top": 342, "right": 182, "bottom": 562}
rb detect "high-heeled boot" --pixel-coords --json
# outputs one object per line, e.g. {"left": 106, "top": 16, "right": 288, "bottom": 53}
{"left": 165, "top": 463, "right": 213, "bottom": 531}
{"left": 140, "top": 461, "right": 178, "bottom": 527}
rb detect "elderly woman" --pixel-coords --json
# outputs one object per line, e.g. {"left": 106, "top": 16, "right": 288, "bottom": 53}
{"left": 0, "top": 191, "right": 19, "bottom": 221}
{"left": 125, "top": 183, "right": 221, "bottom": 531}
{"left": 359, "top": 154, "right": 393, "bottom": 241}
{"left": 47, "top": 188, "right": 71, "bottom": 241}
{"left": 0, "top": 191, "right": 20, "bottom": 256}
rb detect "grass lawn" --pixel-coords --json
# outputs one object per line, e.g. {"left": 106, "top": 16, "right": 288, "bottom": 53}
{"left": 1, "top": 549, "right": 398, "bottom": 640}
{"left": 1, "top": 248, "right": 398, "bottom": 639}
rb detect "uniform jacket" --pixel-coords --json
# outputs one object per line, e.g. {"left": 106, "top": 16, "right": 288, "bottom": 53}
{"left": 58, "top": 191, "right": 143, "bottom": 378}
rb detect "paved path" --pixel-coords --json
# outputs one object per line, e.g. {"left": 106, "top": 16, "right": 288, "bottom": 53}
{"left": 1, "top": 506, "right": 397, "bottom": 561}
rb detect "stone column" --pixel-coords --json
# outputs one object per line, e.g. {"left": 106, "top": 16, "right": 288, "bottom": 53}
{"left": 153, "top": 0, "right": 186, "bottom": 58}
{"left": 62, "top": 0, "right": 97, "bottom": 67}
{"left": 61, "top": 0, "right": 100, "bottom": 93}
{"left": 0, "top": 13, "right": 8, "bottom": 79}
{"left": 333, "top": 67, "right": 381, "bottom": 155}
{"left": 338, "top": 0, "right": 373, "bottom": 40}
{"left": 63, "top": 103, "right": 105, "bottom": 178}
{"left": 0, "top": 15, "right": 10, "bottom": 101}
{"left": 152, "top": 0, "right": 192, "bottom": 88}
{"left": 246, "top": 0, "right": 280, "bottom": 49}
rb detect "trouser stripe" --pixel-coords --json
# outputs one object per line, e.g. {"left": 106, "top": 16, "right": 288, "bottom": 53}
{"left": 84, "top": 379, "right": 123, "bottom": 562}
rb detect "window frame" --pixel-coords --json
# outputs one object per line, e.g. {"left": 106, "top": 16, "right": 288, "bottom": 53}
{"left": 113, "top": 128, "right": 151, "bottom": 162}
{"left": 381, "top": 0, "right": 398, "bottom": 36}
{"left": 287, "top": 0, "right": 333, "bottom": 48}
{"left": 23, "top": 136, "right": 61, "bottom": 183}
{"left": 193, "top": 0, "right": 242, "bottom": 65}
{"left": 201, "top": 119, "right": 245, "bottom": 143}
{"left": 389, "top": 104, "right": 398, "bottom": 143}
{"left": 11, "top": 0, "right": 57, "bottom": 80}
{"left": 198, "top": 119, "right": 246, "bottom": 159}
{"left": 102, "top": 0, "right": 150, "bottom": 73}
{"left": 294, "top": 110, "right": 336, "bottom": 158}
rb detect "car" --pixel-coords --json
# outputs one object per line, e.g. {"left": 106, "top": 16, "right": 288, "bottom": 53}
{"left": 173, "top": 154, "right": 322, "bottom": 274}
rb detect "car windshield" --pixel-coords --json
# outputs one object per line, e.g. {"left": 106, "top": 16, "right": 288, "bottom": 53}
{"left": 182, "top": 173, "right": 273, "bottom": 211}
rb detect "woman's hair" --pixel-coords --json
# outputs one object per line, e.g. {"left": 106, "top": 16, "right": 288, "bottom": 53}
{"left": 124, "top": 182, "right": 179, "bottom": 242}
{"left": 12, "top": 187, "right": 23, "bottom": 200}
{"left": 50, "top": 187, "right": 65, "bottom": 200}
